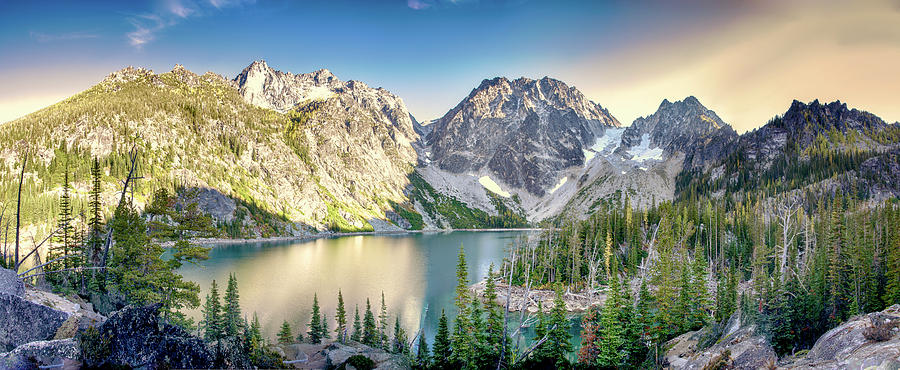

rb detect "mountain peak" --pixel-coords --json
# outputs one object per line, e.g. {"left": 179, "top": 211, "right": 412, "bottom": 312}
{"left": 781, "top": 98, "right": 886, "bottom": 136}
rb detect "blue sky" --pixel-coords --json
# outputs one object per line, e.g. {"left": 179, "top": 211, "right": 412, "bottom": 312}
{"left": 2, "top": 0, "right": 899, "bottom": 130}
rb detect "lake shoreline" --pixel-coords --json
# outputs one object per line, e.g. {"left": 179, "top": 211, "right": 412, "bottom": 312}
{"left": 164, "top": 227, "right": 544, "bottom": 247}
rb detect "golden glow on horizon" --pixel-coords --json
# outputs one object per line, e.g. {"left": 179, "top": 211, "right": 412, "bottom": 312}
{"left": 576, "top": 0, "right": 900, "bottom": 132}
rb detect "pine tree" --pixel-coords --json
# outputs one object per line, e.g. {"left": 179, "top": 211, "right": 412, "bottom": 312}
{"left": 278, "top": 320, "right": 294, "bottom": 344}
{"left": 201, "top": 280, "right": 223, "bottom": 342}
{"left": 87, "top": 157, "right": 103, "bottom": 269}
{"left": 336, "top": 290, "right": 348, "bottom": 342}
{"left": 468, "top": 297, "right": 493, "bottom": 369}
{"left": 715, "top": 268, "right": 738, "bottom": 323}
{"left": 531, "top": 287, "right": 572, "bottom": 367}
{"left": 378, "top": 292, "right": 390, "bottom": 349}
{"left": 450, "top": 245, "right": 472, "bottom": 366}
{"left": 223, "top": 273, "right": 242, "bottom": 337}
{"left": 432, "top": 310, "right": 453, "bottom": 369}
{"left": 883, "top": 207, "right": 900, "bottom": 305}
{"left": 321, "top": 313, "right": 331, "bottom": 340}
{"left": 483, "top": 264, "right": 508, "bottom": 362}
{"left": 363, "top": 298, "right": 378, "bottom": 347}
{"left": 689, "top": 242, "right": 711, "bottom": 329}
{"left": 598, "top": 275, "right": 625, "bottom": 367}
{"left": 636, "top": 280, "right": 658, "bottom": 352}
{"left": 247, "top": 313, "right": 263, "bottom": 350}
{"left": 51, "top": 162, "right": 75, "bottom": 278}
{"left": 415, "top": 329, "right": 430, "bottom": 369}
{"left": 309, "top": 293, "right": 323, "bottom": 344}
{"left": 392, "top": 316, "right": 409, "bottom": 355}
{"left": 352, "top": 304, "right": 362, "bottom": 342}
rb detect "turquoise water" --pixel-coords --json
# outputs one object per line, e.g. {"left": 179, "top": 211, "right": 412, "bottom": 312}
{"left": 177, "top": 231, "right": 535, "bottom": 343}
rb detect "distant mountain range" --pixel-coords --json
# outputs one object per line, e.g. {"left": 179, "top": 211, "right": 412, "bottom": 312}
{"left": 1, "top": 61, "right": 898, "bottom": 236}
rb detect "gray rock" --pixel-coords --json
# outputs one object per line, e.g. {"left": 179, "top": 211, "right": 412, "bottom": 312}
{"left": 0, "top": 268, "right": 24, "bottom": 297}
{"left": 0, "top": 293, "right": 70, "bottom": 351}
{"left": 0, "top": 338, "right": 79, "bottom": 369}
{"left": 663, "top": 311, "right": 777, "bottom": 370}
{"left": 78, "top": 303, "right": 213, "bottom": 369}
{"left": 322, "top": 342, "right": 406, "bottom": 369}
{"left": 791, "top": 304, "right": 900, "bottom": 369}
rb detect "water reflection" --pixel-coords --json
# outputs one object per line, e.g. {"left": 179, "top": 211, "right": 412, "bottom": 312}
{"left": 178, "top": 231, "right": 530, "bottom": 341}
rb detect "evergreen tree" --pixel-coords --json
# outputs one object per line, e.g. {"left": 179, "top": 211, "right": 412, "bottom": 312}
{"left": 308, "top": 293, "right": 323, "bottom": 344}
{"left": 321, "top": 313, "right": 331, "bottom": 340}
{"left": 223, "top": 273, "right": 242, "bottom": 337}
{"left": 884, "top": 207, "right": 900, "bottom": 305}
{"left": 51, "top": 162, "right": 75, "bottom": 280}
{"left": 378, "top": 292, "right": 390, "bottom": 349}
{"left": 597, "top": 275, "right": 625, "bottom": 367}
{"left": 432, "top": 310, "right": 453, "bottom": 369}
{"left": 352, "top": 304, "right": 362, "bottom": 342}
{"left": 415, "top": 329, "right": 430, "bottom": 369}
{"left": 392, "top": 316, "right": 409, "bottom": 355}
{"left": 450, "top": 245, "right": 472, "bottom": 366}
{"left": 363, "top": 298, "right": 378, "bottom": 347}
{"left": 201, "top": 280, "right": 223, "bottom": 342}
{"left": 247, "top": 313, "right": 263, "bottom": 351}
{"left": 483, "top": 264, "right": 508, "bottom": 364}
{"left": 336, "top": 290, "right": 348, "bottom": 342}
{"left": 87, "top": 157, "right": 103, "bottom": 269}
{"left": 468, "top": 297, "right": 493, "bottom": 369}
{"left": 278, "top": 320, "right": 294, "bottom": 344}
{"left": 530, "top": 287, "right": 571, "bottom": 367}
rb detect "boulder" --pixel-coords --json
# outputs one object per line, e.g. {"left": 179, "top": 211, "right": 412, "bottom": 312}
{"left": 0, "top": 293, "right": 70, "bottom": 351}
{"left": 78, "top": 303, "right": 213, "bottom": 368}
{"left": 0, "top": 268, "right": 24, "bottom": 297}
{"left": 323, "top": 342, "right": 406, "bottom": 369}
{"left": 789, "top": 304, "right": 900, "bottom": 369}
{"left": 0, "top": 338, "right": 79, "bottom": 369}
{"left": 663, "top": 311, "right": 777, "bottom": 369}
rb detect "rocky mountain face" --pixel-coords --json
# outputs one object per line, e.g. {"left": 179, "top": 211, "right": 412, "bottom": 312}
{"left": 677, "top": 99, "right": 900, "bottom": 202}
{"left": 0, "top": 61, "right": 431, "bottom": 236}
{"left": 234, "top": 60, "right": 422, "bottom": 231}
{"left": 426, "top": 76, "right": 620, "bottom": 197}
{"left": 546, "top": 97, "right": 736, "bottom": 220}
{"left": 618, "top": 96, "right": 738, "bottom": 170}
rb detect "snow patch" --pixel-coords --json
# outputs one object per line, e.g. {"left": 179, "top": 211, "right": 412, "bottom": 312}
{"left": 584, "top": 127, "right": 624, "bottom": 165}
{"left": 479, "top": 176, "right": 511, "bottom": 197}
{"left": 591, "top": 128, "right": 624, "bottom": 154}
{"left": 549, "top": 177, "right": 567, "bottom": 194}
{"left": 627, "top": 134, "right": 664, "bottom": 163}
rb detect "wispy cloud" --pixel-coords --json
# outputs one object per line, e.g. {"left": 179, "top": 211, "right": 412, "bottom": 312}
{"left": 126, "top": 0, "right": 254, "bottom": 49}
{"left": 408, "top": 0, "right": 432, "bottom": 10}
{"left": 30, "top": 31, "right": 99, "bottom": 43}
{"left": 407, "top": 0, "right": 525, "bottom": 11}
{"left": 126, "top": 14, "right": 171, "bottom": 48}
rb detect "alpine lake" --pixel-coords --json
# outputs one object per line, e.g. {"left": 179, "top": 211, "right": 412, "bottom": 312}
{"left": 177, "top": 230, "right": 583, "bottom": 352}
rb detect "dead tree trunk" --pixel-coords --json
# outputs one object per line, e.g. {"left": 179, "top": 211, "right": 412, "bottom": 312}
{"left": 14, "top": 150, "right": 27, "bottom": 270}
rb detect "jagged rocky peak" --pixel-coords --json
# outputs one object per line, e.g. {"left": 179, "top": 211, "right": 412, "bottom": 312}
{"left": 101, "top": 66, "right": 157, "bottom": 85}
{"left": 619, "top": 96, "right": 737, "bottom": 169}
{"left": 233, "top": 60, "right": 344, "bottom": 112}
{"left": 781, "top": 98, "right": 888, "bottom": 134}
{"left": 461, "top": 76, "right": 620, "bottom": 125}
{"left": 426, "top": 75, "right": 620, "bottom": 197}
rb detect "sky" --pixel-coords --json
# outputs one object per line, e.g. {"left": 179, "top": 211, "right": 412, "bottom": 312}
{"left": 1, "top": 0, "right": 899, "bottom": 132}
